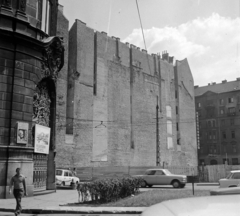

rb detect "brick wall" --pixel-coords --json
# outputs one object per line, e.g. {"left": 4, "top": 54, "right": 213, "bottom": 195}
{"left": 56, "top": 18, "right": 198, "bottom": 168}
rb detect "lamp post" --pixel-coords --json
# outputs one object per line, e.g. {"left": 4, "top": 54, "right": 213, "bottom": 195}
{"left": 156, "top": 96, "right": 160, "bottom": 166}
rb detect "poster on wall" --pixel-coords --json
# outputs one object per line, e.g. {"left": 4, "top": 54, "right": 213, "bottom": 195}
{"left": 16, "top": 122, "right": 29, "bottom": 144}
{"left": 34, "top": 124, "right": 51, "bottom": 154}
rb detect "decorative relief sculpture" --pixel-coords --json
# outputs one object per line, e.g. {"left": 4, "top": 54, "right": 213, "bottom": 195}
{"left": 33, "top": 81, "right": 51, "bottom": 127}
{"left": 41, "top": 36, "right": 64, "bottom": 82}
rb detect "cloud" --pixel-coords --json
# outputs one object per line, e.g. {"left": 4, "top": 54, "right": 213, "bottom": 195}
{"left": 124, "top": 13, "right": 240, "bottom": 86}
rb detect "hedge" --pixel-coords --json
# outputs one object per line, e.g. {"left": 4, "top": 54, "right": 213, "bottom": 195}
{"left": 77, "top": 177, "right": 144, "bottom": 203}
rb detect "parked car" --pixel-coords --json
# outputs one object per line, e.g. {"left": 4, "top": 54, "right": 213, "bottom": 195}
{"left": 141, "top": 195, "right": 240, "bottom": 216}
{"left": 134, "top": 168, "right": 187, "bottom": 188}
{"left": 219, "top": 170, "right": 240, "bottom": 188}
{"left": 210, "top": 186, "right": 240, "bottom": 195}
{"left": 56, "top": 169, "right": 79, "bottom": 186}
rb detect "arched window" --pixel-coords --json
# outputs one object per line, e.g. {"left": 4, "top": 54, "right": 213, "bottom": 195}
{"left": 210, "top": 160, "right": 218, "bottom": 165}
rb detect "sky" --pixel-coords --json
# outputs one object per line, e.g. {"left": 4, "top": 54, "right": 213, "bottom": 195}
{"left": 58, "top": 0, "right": 240, "bottom": 86}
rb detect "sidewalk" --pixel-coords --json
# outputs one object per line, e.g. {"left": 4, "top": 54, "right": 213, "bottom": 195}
{"left": 0, "top": 188, "right": 145, "bottom": 214}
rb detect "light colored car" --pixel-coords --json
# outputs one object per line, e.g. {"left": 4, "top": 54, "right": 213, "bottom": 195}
{"left": 56, "top": 169, "right": 79, "bottom": 186}
{"left": 135, "top": 168, "right": 187, "bottom": 188}
{"left": 219, "top": 170, "right": 240, "bottom": 188}
{"left": 141, "top": 195, "right": 240, "bottom": 216}
{"left": 210, "top": 186, "right": 240, "bottom": 195}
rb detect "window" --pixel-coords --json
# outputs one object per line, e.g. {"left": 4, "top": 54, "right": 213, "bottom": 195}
{"left": 177, "top": 138, "right": 180, "bottom": 145}
{"left": 232, "top": 158, "right": 239, "bottom": 165}
{"left": 223, "top": 158, "right": 229, "bottom": 165}
{"left": 208, "top": 121, "right": 211, "bottom": 127}
{"left": 207, "top": 100, "right": 213, "bottom": 106}
{"left": 208, "top": 131, "right": 212, "bottom": 140}
{"left": 220, "top": 108, "right": 224, "bottom": 115}
{"left": 176, "top": 106, "right": 178, "bottom": 115}
{"left": 199, "top": 159, "right": 205, "bottom": 165}
{"left": 212, "top": 120, "right": 216, "bottom": 127}
{"left": 56, "top": 170, "right": 62, "bottom": 176}
{"left": 222, "top": 131, "right": 226, "bottom": 139}
{"left": 145, "top": 170, "right": 156, "bottom": 175}
{"left": 69, "top": 172, "right": 73, "bottom": 177}
{"left": 197, "top": 102, "right": 201, "bottom": 108}
{"left": 166, "top": 106, "right": 172, "bottom": 118}
{"left": 219, "top": 99, "right": 224, "bottom": 105}
{"left": 198, "top": 110, "right": 201, "bottom": 118}
{"left": 212, "top": 130, "right": 216, "bottom": 139}
{"left": 230, "top": 119, "right": 234, "bottom": 125}
{"left": 232, "top": 173, "right": 240, "bottom": 179}
{"left": 228, "top": 107, "right": 236, "bottom": 115}
{"left": 232, "top": 143, "right": 237, "bottom": 153}
{"left": 228, "top": 98, "right": 234, "bottom": 103}
{"left": 176, "top": 122, "right": 179, "bottom": 131}
{"left": 231, "top": 131, "right": 235, "bottom": 139}
{"left": 221, "top": 119, "right": 225, "bottom": 126}
{"left": 155, "top": 170, "right": 164, "bottom": 175}
{"left": 38, "top": 0, "right": 51, "bottom": 34}
{"left": 209, "top": 145, "right": 217, "bottom": 154}
{"left": 64, "top": 171, "right": 69, "bottom": 177}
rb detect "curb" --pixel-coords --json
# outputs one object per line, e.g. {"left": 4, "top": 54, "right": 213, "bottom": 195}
{"left": 0, "top": 208, "right": 145, "bottom": 214}
{"left": 196, "top": 183, "right": 219, "bottom": 186}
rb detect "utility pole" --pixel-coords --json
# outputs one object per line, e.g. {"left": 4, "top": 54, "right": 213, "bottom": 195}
{"left": 156, "top": 96, "right": 160, "bottom": 166}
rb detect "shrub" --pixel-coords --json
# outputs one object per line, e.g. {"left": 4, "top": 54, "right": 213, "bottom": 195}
{"left": 77, "top": 177, "right": 144, "bottom": 203}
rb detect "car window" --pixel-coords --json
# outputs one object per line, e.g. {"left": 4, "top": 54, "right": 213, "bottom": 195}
{"left": 64, "top": 171, "right": 69, "bottom": 176}
{"left": 226, "top": 172, "right": 233, "bottom": 179}
{"left": 155, "top": 170, "right": 164, "bottom": 175}
{"left": 232, "top": 173, "right": 240, "bottom": 179}
{"left": 69, "top": 172, "right": 73, "bottom": 177}
{"left": 56, "top": 170, "right": 62, "bottom": 176}
{"left": 164, "top": 169, "right": 171, "bottom": 175}
{"left": 145, "top": 170, "right": 156, "bottom": 175}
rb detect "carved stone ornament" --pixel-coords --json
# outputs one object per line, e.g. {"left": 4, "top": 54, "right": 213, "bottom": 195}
{"left": 3, "top": 0, "right": 11, "bottom": 8}
{"left": 41, "top": 36, "right": 64, "bottom": 82}
{"left": 18, "top": 0, "right": 26, "bottom": 12}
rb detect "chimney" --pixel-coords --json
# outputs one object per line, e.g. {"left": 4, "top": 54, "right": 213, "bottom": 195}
{"left": 58, "top": 4, "right": 64, "bottom": 13}
{"left": 236, "top": 77, "right": 240, "bottom": 81}
{"left": 169, "top": 56, "right": 174, "bottom": 64}
{"left": 194, "top": 85, "right": 199, "bottom": 89}
{"left": 222, "top": 80, "right": 227, "bottom": 83}
{"left": 212, "top": 82, "right": 216, "bottom": 85}
{"left": 162, "top": 50, "right": 169, "bottom": 62}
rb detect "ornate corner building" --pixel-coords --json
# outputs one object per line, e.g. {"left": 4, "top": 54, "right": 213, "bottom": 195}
{"left": 0, "top": 0, "right": 64, "bottom": 198}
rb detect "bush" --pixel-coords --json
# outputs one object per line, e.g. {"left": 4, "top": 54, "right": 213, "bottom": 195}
{"left": 77, "top": 177, "right": 144, "bottom": 203}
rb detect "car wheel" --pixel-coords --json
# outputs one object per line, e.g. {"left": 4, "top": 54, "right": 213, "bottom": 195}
{"left": 141, "top": 181, "right": 147, "bottom": 188}
{"left": 148, "top": 184, "right": 153, "bottom": 188}
{"left": 61, "top": 181, "right": 65, "bottom": 186}
{"left": 172, "top": 180, "right": 180, "bottom": 188}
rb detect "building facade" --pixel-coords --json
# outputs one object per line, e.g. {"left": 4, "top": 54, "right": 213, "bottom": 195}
{"left": 195, "top": 79, "right": 240, "bottom": 165}
{"left": 55, "top": 18, "right": 198, "bottom": 168}
{"left": 0, "top": 0, "right": 64, "bottom": 199}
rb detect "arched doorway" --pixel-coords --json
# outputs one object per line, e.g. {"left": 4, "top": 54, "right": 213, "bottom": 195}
{"left": 32, "top": 78, "right": 56, "bottom": 191}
